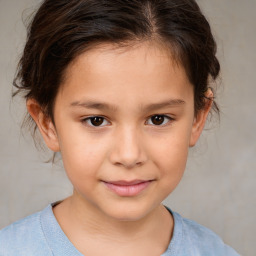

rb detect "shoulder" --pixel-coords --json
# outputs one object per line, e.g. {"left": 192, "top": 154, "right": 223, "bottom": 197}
{"left": 164, "top": 209, "right": 240, "bottom": 256}
{"left": 179, "top": 213, "right": 223, "bottom": 244}
{"left": 0, "top": 207, "right": 52, "bottom": 256}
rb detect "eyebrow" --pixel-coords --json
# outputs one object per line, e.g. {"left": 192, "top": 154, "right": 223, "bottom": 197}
{"left": 70, "top": 99, "right": 186, "bottom": 112}
{"left": 70, "top": 100, "right": 118, "bottom": 112}
{"left": 143, "top": 99, "right": 186, "bottom": 112}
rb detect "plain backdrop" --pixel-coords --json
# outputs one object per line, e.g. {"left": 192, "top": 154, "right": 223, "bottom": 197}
{"left": 0, "top": 0, "right": 255, "bottom": 255}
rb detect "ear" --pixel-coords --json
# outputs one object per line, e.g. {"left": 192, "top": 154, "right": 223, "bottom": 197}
{"left": 26, "top": 99, "right": 60, "bottom": 152}
{"left": 189, "top": 88, "right": 213, "bottom": 147}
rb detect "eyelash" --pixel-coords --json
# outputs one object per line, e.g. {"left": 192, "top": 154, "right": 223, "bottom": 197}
{"left": 81, "top": 115, "right": 174, "bottom": 128}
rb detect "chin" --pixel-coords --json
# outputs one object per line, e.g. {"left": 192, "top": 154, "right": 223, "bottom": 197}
{"left": 102, "top": 200, "right": 158, "bottom": 222}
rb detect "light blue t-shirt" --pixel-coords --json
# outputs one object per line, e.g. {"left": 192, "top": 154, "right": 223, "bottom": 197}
{"left": 0, "top": 203, "right": 240, "bottom": 256}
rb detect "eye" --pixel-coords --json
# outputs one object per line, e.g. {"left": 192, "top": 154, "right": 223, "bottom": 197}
{"left": 146, "top": 115, "right": 173, "bottom": 126}
{"left": 82, "top": 116, "right": 110, "bottom": 127}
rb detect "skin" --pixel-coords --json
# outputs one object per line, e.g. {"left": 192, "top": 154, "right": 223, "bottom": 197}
{"left": 27, "top": 41, "right": 212, "bottom": 256}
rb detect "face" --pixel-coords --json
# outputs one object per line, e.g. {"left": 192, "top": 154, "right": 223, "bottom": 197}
{"left": 28, "top": 42, "right": 211, "bottom": 221}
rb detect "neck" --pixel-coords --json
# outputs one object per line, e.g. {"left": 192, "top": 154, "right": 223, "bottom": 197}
{"left": 53, "top": 191, "right": 173, "bottom": 255}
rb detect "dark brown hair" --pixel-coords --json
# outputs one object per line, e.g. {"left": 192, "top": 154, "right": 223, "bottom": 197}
{"left": 14, "top": 0, "right": 220, "bottom": 127}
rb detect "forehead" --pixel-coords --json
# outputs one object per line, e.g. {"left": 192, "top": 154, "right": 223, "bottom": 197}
{"left": 58, "top": 41, "right": 193, "bottom": 107}
{"left": 64, "top": 41, "right": 182, "bottom": 81}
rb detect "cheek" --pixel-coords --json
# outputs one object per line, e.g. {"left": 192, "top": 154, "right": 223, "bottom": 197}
{"left": 148, "top": 125, "right": 191, "bottom": 185}
{"left": 154, "top": 143, "right": 188, "bottom": 198}
{"left": 154, "top": 137, "right": 189, "bottom": 174}
{"left": 58, "top": 131, "right": 108, "bottom": 185}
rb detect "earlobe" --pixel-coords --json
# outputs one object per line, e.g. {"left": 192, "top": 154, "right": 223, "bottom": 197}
{"left": 189, "top": 89, "right": 213, "bottom": 147}
{"left": 26, "top": 99, "right": 60, "bottom": 152}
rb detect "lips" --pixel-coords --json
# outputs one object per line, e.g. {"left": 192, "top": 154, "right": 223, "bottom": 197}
{"left": 103, "top": 180, "right": 153, "bottom": 197}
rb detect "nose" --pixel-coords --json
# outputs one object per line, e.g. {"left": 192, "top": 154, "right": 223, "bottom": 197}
{"left": 109, "top": 126, "right": 148, "bottom": 169}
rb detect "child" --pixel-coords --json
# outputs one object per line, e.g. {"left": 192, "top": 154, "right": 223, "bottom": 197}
{"left": 0, "top": 0, "right": 240, "bottom": 255}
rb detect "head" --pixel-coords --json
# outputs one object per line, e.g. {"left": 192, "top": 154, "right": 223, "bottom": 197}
{"left": 14, "top": 0, "right": 220, "bottom": 220}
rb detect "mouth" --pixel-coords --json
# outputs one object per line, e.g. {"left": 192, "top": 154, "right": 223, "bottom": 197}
{"left": 102, "top": 179, "right": 154, "bottom": 197}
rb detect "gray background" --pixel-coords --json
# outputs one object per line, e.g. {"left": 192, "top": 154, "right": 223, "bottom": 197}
{"left": 0, "top": 0, "right": 255, "bottom": 255}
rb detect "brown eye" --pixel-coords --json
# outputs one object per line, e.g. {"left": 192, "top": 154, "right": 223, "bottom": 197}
{"left": 82, "top": 116, "right": 109, "bottom": 127}
{"left": 151, "top": 115, "right": 165, "bottom": 125}
{"left": 91, "top": 117, "right": 104, "bottom": 126}
{"left": 147, "top": 115, "right": 173, "bottom": 126}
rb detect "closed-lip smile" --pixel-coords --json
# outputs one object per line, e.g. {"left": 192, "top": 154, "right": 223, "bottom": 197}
{"left": 102, "top": 179, "right": 154, "bottom": 197}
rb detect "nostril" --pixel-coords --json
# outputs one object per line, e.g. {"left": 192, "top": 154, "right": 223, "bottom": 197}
{"left": 116, "top": 160, "right": 144, "bottom": 169}
{"left": 136, "top": 161, "right": 143, "bottom": 166}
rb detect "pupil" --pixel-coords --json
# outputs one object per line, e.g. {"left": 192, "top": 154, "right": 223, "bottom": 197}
{"left": 91, "top": 117, "right": 103, "bottom": 126}
{"left": 152, "top": 115, "right": 164, "bottom": 125}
